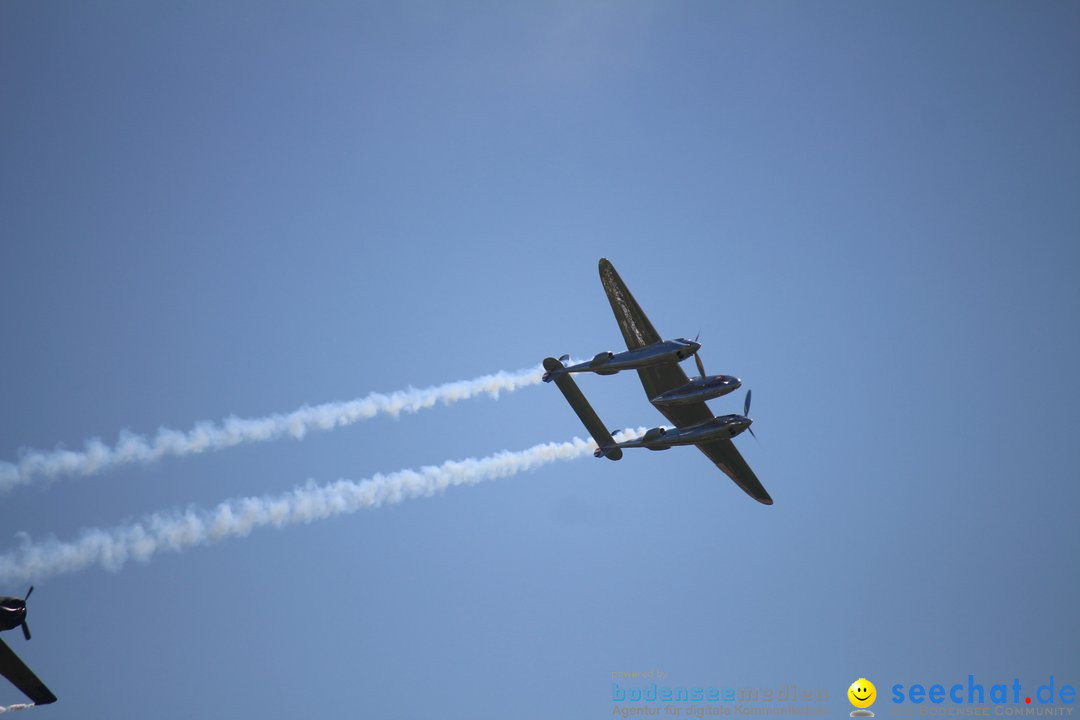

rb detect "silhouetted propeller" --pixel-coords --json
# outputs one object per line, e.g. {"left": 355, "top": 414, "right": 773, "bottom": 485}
{"left": 20, "top": 586, "right": 32, "bottom": 640}
{"left": 743, "top": 390, "right": 758, "bottom": 442}
{"left": 691, "top": 330, "right": 707, "bottom": 378}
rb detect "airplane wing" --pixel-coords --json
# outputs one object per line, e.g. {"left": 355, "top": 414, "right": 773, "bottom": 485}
{"left": 599, "top": 258, "right": 702, "bottom": 410}
{"left": 599, "top": 258, "right": 662, "bottom": 350}
{"left": 0, "top": 637, "right": 57, "bottom": 705}
{"left": 695, "top": 439, "right": 773, "bottom": 505}
{"left": 598, "top": 258, "right": 712, "bottom": 420}
{"left": 543, "top": 357, "right": 622, "bottom": 460}
{"left": 598, "top": 258, "right": 773, "bottom": 505}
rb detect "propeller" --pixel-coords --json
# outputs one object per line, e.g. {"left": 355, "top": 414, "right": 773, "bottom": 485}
{"left": 690, "top": 330, "right": 707, "bottom": 379}
{"left": 743, "top": 390, "right": 758, "bottom": 442}
{"left": 20, "top": 586, "right": 32, "bottom": 640}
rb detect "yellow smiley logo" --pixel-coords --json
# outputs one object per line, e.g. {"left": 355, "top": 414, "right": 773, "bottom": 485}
{"left": 848, "top": 678, "right": 876, "bottom": 709}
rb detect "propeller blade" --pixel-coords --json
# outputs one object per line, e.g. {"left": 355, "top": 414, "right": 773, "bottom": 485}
{"left": 558, "top": 354, "right": 569, "bottom": 363}
{"left": 694, "top": 352, "right": 705, "bottom": 378}
{"left": 24, "top": 586, "right": 33, "bottom": 601}
{"left": 21, "top": 621, "right": 30, "bottom": 641}
{"left": 743, "top": 389, "right": 752, "bottom": 417}
{"left": 748, "top": 427, "right": 758, "bottom": 441}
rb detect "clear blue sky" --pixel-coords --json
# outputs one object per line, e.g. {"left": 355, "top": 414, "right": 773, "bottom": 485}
{"left": 1, "top": 2, "right": 1078, "bottom": 717}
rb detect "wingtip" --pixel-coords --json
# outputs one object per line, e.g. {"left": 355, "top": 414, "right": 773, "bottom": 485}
{"left": 598, "top": 258, "right": 619, "bottom": 284}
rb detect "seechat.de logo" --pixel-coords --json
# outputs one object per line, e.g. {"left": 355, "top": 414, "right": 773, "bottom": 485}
{"left": 891, "top": 675, "right": 1076, "bottom": 713}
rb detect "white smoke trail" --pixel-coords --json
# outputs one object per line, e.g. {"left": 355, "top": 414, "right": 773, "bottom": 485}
{"left": 0, "top": 429, "right": 645, "bottom": 582}
{"left": 0, "top": 704, "right": 34, "bottom": 713}
{"left": 0, "top": 364, "right": 550, "bottom": 493}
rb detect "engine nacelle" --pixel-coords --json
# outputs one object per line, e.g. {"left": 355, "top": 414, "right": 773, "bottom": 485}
{"left": 592, "top": 351, "right": 614, "bottom": 364}
{"left": 643, "top": 427, "right": 667, "bottom": 443}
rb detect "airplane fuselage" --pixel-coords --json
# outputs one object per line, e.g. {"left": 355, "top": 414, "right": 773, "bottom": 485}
{"left": 650, "top": 374, "right": 741, "bottom": 406}
{"left": 542, "top": 338, "right": 700, "bottom": 382}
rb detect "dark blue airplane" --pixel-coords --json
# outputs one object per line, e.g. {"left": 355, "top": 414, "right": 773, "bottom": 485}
{"left": 543, "top": 259, "right": 771, "bottom": 505}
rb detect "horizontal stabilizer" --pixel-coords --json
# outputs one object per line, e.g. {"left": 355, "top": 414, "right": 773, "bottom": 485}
{"left": 542, "top": 357, "right": 621, "bottom": 460}
{"left": 0, "top": 637, "right": 57, "bottom": 705}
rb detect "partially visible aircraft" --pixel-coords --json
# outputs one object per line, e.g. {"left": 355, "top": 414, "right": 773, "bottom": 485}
{"left": 0, "top": 587, "right": 57, "bottom": 706}
{"left": 544, "top": 258, "right": 772, "bottom": 505}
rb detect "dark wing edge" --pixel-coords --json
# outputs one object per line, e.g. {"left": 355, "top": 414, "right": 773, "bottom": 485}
{"left": 543, "top": 357, "right": 622, "bottom": 460}
{"left": 695, "top": 439, "right": 773, "bottom": 505}
{"left": 0, "top": 637, "right": 57, "bottom": 705}
{"left": 598, "top": 259, "right": 661, "bottom": 350}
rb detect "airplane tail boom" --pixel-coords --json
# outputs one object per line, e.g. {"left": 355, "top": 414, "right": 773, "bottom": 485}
{"left": 543, "top": 357, "right": 622, "bottom": 461}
